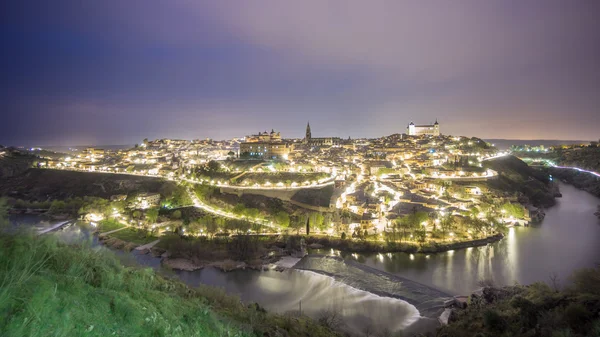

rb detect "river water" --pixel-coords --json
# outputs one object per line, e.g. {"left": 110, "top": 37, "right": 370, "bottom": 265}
{"left": 13, "top": 182, "right": 600, "bottom": 336}
{"left": 317, "top": 182, "right": 600, "bottom": 295}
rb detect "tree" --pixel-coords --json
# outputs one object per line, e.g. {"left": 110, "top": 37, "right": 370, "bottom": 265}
{"left": 501, "top": 202, "right": 525, "bottom": 219}
{"left": 439, "top": 213, "right": 455, "bottom": 241}
{"left": 206, "top": 160, "right": 221, "bottom": 172}
{"left": 466, "top": 217, "right": 487, "bottom": 238}
{"left": 230, "top": 219, "right": 251, "bottom": 234}
{"left": 172, "top": 210, "right": 182, "bottom": 220}
{"left": 414, "top": 227, "right": 427, "bottom": 243}
{"left": 232, "top": 204, "right": 247, "bottom": 217}
{"left": 274, "top": 211, "right": 290, "bottom": 228}
{"left": 198, "top": 215, "right": 215, "bottom": 238}
{"left": 323, "top": 213, "right": 332, "bottom": 228}
{"left": 187, "top": 218, "right": 203, "bottom": 236}
{"left": 78, "top": 197, "right": 113, "bottom": 218}
{"left": 309, "top": 212, "right": 325, "bottom": 231}
{"left": 394, "top": 216, "right": 412, "bottom": 242}
{"left": 146, "top": 208, "right": 159, "bottom": 224}
{"left": 48, "top": 200, "right": 66, "bottom": 214}
{"left": 289, "top": 214, "right": 307, "bottom": 235}
{"left": 194, "top": 185, "right": 216, "bottom": 201}
{"left": 0, "top": 198, "right": 9, "bottom": 228}
{"left": 409, "top": 211, "right": 429, "bottom": 227}
{"left": 244, "top": 208, "right": 260, "bottom": 220}
{"left": 167, "top": 185, "right": 192, "bottom": 207}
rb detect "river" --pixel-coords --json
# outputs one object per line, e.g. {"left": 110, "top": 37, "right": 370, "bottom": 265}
{"left": 12, "top": 182, "right": 600, "bottom": 336}
{"left": 316, "top": 182, "right": 600, "bottom": 295}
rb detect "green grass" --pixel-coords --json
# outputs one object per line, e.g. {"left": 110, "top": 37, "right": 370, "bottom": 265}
{"left": 97, "top": 218, "right": 125, "bottom": 232}
{"left": 0, "top": 233, "right": 250, "bottom": 337}
{"left": 0, "top": 232, "right": 342, "bottom": 337}
{"left": 108, "top": 227, "right": 157, "bottom": 245}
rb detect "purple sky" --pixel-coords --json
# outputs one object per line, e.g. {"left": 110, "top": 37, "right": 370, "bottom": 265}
{"left": 1, "top": 1, "right": 599, "bottom": 146}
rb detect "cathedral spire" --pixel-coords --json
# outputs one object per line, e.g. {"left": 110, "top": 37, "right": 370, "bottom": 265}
{"left": 305, "top": 122, "right": 312, "bottom": 140}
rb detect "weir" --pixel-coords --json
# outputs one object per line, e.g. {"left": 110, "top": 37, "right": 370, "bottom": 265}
{"left": 37, "top": 220, "right": 73, "bottom": 234}
{"left": 294, "top": 254, "right": 451, "bottom": 317}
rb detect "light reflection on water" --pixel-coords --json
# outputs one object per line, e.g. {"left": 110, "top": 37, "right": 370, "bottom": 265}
{"left": 12, "top": 183, "right": 600, "bottom": 334}
{"left": 323, "top": 183, "right": 600, "bottom": 295}
{"left": 175, "top": 267, "right": 423, "bottom": 333}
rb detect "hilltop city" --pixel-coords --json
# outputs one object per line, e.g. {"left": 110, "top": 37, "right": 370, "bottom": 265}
{"left": 17, "top": 119, "right": 548, "bottom": 247}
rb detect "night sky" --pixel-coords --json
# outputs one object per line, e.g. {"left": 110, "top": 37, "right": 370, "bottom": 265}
{"left": 1, "top": 1, "right": 599, "bottom": 146}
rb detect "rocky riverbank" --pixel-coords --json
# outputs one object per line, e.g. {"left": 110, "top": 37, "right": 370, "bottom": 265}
{"left": 98, "top": 231, "right": 308, "bottom": 273}
{"left": 437, "top": 266, "right": 600, "bottom": 336}
{"left": 545, "top": 167, "right": 600, "bottom": 198}
{"left": 98, "top": 235, "right": 139, "bottom": 252}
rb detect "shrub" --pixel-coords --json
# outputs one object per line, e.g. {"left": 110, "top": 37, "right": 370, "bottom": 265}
{"left": 571, "top": 267, "right": 600, "bottom": 296}
{"left": 563, "top": 303, "right": 592, "bottom": 328}
{"left": 482, "top": 309, "right": 505, "bottom": 332}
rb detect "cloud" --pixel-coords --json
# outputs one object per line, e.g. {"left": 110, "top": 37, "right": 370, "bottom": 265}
{"left": 1, "top": 1, "right": 599, "bottom": 145}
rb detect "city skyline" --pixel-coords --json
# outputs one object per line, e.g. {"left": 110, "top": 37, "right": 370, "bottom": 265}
{"left": 2, "top": 1, "right": 599, "bottom": 146}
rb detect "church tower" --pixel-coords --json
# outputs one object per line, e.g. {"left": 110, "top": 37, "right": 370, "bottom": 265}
{"left": 305, "top": 122, "right": 312, "bottom": 142}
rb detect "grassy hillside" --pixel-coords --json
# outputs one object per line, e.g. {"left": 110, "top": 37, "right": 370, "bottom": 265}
{"left": 0, "top": 232, "right": 341, "bottom": 337}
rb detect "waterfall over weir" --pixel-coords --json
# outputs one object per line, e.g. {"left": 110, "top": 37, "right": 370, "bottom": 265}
{"left": 171, "top": 255, "right": 442, "bottom": 336}
{"left": 293, "top": 254, "right": 451, "bottom": 318}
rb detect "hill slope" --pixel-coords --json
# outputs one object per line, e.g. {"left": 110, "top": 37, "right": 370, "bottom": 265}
{"left": 0, "top": 232, "right": 341, "bottom": 337}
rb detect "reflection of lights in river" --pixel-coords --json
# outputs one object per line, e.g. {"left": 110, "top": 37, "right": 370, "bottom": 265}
{"left": 409, "top": 254, "right": 414, "bottom": 261}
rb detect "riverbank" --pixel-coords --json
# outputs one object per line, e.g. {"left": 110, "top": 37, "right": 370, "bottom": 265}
{"left": 483, "top": 155, "right": 557, "bottom": 208}
{"left": 306, "top": 233, "right": 505, "bottom": 254}
{"left": 98, "top": 230, "right": 304, "bottom": 272}
{"left": 0, "top": 232, "right": 342, "bottom": 337}
{"left": 544, "top": 166, "right": 600, "bottom": 198}
{"left": 99, "top": 226, "right": 507, "bottom": 273}
{"left": 438, "top": 267, "right": 600, "bottom": 337}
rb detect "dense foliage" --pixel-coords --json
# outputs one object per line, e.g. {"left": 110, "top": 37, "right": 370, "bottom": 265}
{"left": 438, "top": 269, "right": 600, "bottom": 337}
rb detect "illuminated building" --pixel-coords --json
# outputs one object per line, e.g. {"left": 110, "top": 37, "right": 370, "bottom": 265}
{"left": 304, "top": 122, "right": 341, "bottom": 146}
{"left": 240, "top": 129, "right": 292, "bottom": 159}
{"left": 136, "top": 192, "right": 161, "bottom": 208}
{"left": 407, "top": 120, "right": 440, "bottom": 136}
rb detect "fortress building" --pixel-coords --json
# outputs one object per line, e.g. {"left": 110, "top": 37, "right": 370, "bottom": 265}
{"left": 407, "top": 120, "right": 440, "bottom": 136}
{"left": 240, "top": 129, "right": 292, "bottom": 159}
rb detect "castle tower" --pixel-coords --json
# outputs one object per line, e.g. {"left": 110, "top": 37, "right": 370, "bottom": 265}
{"left": 407, "top": 121, "right": 415, "bottom": 135}
{"left": 434, "top": 119, "right": 440, "bottom": 136}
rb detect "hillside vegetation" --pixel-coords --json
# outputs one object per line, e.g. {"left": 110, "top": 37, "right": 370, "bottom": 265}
{"left": 0, "top": 231, "right": 341, "bottom": 337}
{"left": 0, "top": 168, "right": 178, "bottom": 201}
{"left": 438, "top": 269, "right": 600, "bottom": 337}
{"left": 482, "top": 155, "right": 557, "bottom": 207}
